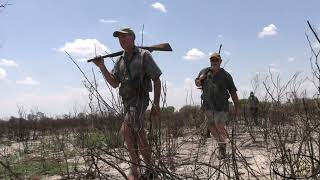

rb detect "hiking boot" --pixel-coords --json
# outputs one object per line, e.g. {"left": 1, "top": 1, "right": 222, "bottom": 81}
{"left": 206, "top": 129, "right": 211, "bottom": 138}
{"left": 140, "top": 169, "right": 157, "bottom": 180}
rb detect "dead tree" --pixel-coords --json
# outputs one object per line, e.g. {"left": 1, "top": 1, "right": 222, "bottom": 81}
{"left": 0, "top": 1, "right": 9, "bottom": 10}
{"left": 306, "top": 21, "right": 320, "bottom": 98}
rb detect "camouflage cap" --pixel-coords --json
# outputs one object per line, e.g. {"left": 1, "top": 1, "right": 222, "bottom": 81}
{"left": 210, "top": 52, "right": 221, "bottom": 61}
{"left": 113, "top": 27, "right": 136, "bottom": 39}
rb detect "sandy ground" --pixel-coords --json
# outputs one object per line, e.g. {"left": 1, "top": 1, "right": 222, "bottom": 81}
{"left": 1, "top": 127, "right": 319, "bottom": 180}
{"left": 85, "top": 130, "right": 274, "bottom": 179}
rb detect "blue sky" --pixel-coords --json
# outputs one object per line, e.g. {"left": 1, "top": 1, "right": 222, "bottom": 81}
{"left": 0, "top": 0, "right": 320, "bottom": 118}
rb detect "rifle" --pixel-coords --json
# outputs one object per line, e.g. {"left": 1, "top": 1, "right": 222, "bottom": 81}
{"left": 218, "top": 44, "right": 222, "bottom": 54}
{"left": 197, "top": 44, "right": 223, "bottom": 89}
{"left": 87, "top": 43, "right": 172, "bottom": 62}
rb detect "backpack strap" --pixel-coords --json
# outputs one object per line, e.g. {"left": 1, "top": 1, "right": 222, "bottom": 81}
{"left": 139, "top": 49, "right": 146, "bottom": 81}
{"left": 121, "top": 48, "right": 146, "bottom": 81}
{"left": 122, "top": 55, "right": 133, "bottom": 81}
{"left": 138, "top": 49, "right": 147, "bottom": 97}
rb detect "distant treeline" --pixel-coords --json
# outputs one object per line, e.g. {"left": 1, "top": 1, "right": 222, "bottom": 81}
{"left": 0, "top": 98, "right": 318, "bottom": 142}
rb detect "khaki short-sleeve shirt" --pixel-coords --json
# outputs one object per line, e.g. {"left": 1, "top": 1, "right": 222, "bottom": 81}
{"left": 112, "top": 47, "right": 162, "bottom": 109}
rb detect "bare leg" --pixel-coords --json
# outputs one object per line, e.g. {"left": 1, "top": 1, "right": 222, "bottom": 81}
{"left": 121, "top": 121, "right": 140, "bottom": 179}
{"left": 215, "top": 122, "right": 228, "bottom": 143}
{"left": 137, "top": 129, "right": 152, "bottom": 166}
{"left": 209, "top": 124, "right": 220, "bottom": 141}
{"left": 215, "top": 122, "right": 228, "bottom": 159}
{"left": 138, "top": 128, "right": 157, "bottom": 179}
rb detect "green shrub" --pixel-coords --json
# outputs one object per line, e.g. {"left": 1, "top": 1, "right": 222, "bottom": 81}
{"left": 77, "top": 130, "right": 123, "bottom": 149}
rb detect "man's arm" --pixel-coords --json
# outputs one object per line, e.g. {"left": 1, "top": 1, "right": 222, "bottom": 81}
{"left": 150, "top": 76, "right": 161, "bottom": 120}
{"left": 99, "top": 65, "right": 119, "bottom": 88}
{"left": 153, "top": 77, "right": 161, "bottom": 107}
{"left": 93, "top": 57, "right": 119, "bottom": 88}
{"left": 195, "top": 68, "right": 210, "bottom": 87}
{"left": 195, "top": 74, "right": 206, "bottom": 87}
{"left": 231, "top": 91, "right": 240, "bottom": 117}
{"left": 142, "top": 50, "right": 162, "bottom": 119}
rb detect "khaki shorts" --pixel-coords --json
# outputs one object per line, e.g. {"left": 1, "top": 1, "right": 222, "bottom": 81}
{"left": 123, "top": 97, "right": 149, "bottom": 132}
{"left": 205, "top": 110, "right": 229, "bottom": 124}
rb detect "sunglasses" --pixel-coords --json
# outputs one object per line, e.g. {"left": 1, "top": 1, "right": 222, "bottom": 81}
{"left": 210, "top": 58, "right": 221, "bottom": 62}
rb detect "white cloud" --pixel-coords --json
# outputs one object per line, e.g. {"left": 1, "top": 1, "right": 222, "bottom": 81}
{"left": 151, "top": 2, "right": 167, "bottom": 13}
{"left": 217, "top": 34, "right": 223, "bottom": 38}
{"left": 99, "top": 19, "right": 118, "bottom": 23}
{"left": 58, "top": 39, "right": 110, "bottom": 61}
{"left": 269, "top": 63, "right": 276, "bottom": 67}
{"left": 270, "top": 68, "right": 280, "bottom": 73}
{"left": 0, "top": 59, "right": 18, "bottom": 67}
{"left": 16, "top": 76, "right": 39, "bottom": 85}
{"left": 184, "top": 48, "right": 206, "bottom": 60}
{"left": 288, "top": 57, "right": 295, "bottom": 62}
{"left": 258, "top": 24, "right": 278, "bottom": 38}
{"left": 269, "top": 63, "right": 280, "bottom": 73}
{"left": 0, "top": 68, "right": 7, "bottom": 80}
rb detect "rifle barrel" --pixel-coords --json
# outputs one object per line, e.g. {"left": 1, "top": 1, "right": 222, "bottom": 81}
{"left": 87, "top": 43, "right": 172, "bottom": 62}
{"left": 87, "top": 51, "right": 123, "bottom": 62}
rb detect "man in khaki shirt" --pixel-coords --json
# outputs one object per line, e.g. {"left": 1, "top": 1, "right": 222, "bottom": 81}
{"left": 93, "top": 28, "right": 161, "bottom": 180}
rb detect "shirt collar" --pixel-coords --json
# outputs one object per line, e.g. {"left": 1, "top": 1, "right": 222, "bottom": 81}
{"left": 121, "top": 46, "right": 139, "bottom": 59}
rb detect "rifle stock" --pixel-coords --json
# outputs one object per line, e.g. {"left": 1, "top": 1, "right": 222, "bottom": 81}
{"left": 87, "top": 43, "right": 172, "bottom": 62}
